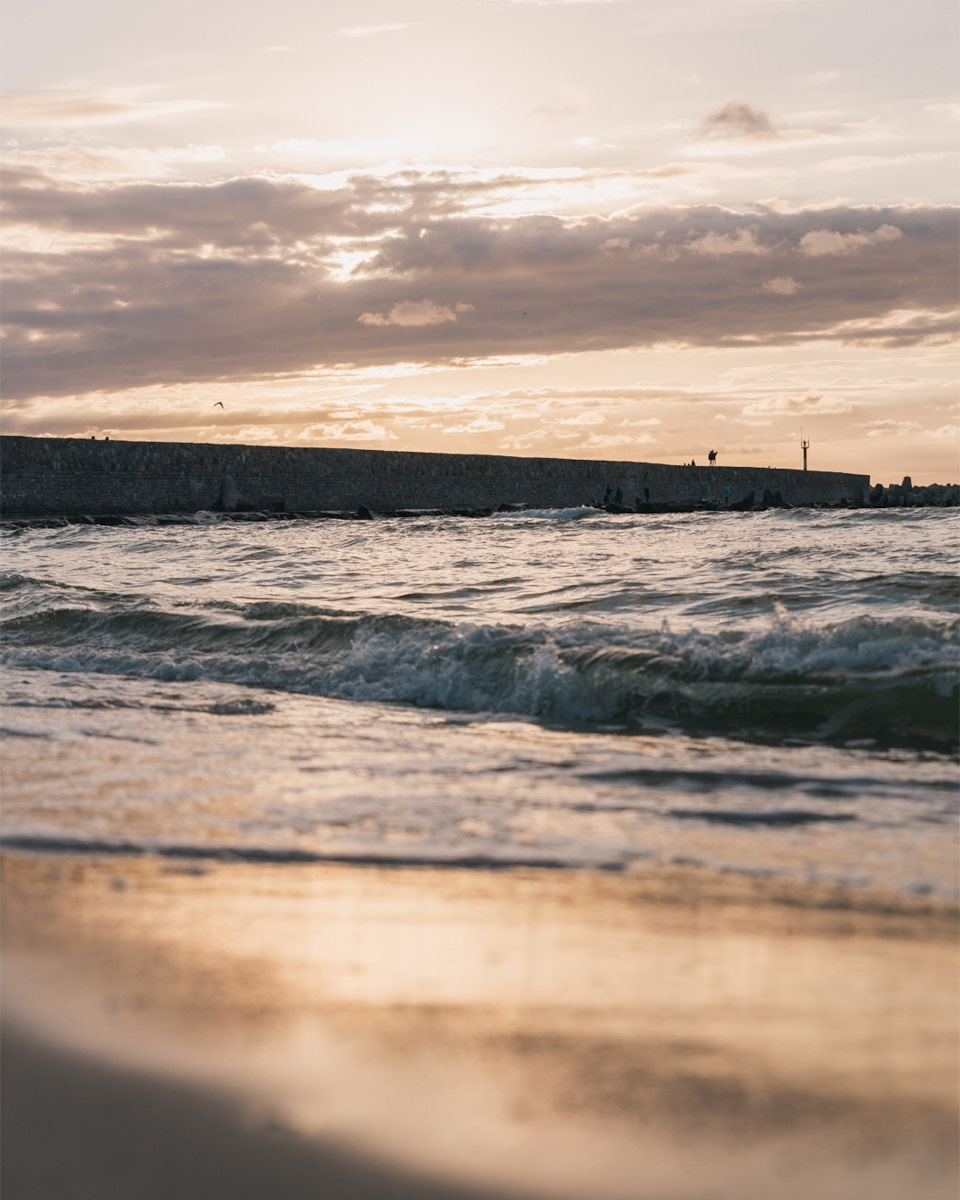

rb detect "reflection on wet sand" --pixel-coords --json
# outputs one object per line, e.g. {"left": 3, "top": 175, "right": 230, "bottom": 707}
{"left": 2, "top": 851, "right": 958, "bottom": 1200}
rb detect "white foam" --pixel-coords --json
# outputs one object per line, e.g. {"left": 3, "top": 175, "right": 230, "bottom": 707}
{"left": 491, "top": 506, "right": 600, "bottom": 521}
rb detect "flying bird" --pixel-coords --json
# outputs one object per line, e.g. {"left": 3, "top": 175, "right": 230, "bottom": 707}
{"left": 212, "top": 401, "right": 224, "bottom": 408}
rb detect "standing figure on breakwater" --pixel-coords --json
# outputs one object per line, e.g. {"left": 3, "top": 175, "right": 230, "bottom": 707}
{"left": 724, "top": 484, "right": 731, "bottom": 506}
{"left": 603, "top": 485, "right": 613, "bottom": 504}
{"left": 708, "top": 450, "right": 717, "bottom": 466}
{"left": 614, "top": 486, "right": 623, "bottom": 505}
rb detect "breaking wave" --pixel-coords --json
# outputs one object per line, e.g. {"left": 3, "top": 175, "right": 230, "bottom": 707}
{"left": 491, "top": 506, "right": 600, "bottom": 521}
{"left": 2, "top": 588, "right": 956, "bottom": 751}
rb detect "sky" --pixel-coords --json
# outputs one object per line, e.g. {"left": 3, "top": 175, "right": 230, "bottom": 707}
{"left": 2, "top": 0, "right": 958, "bottom": 482}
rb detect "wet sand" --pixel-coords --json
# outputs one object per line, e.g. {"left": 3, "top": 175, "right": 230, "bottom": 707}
{"left": 2, "top": 850, "right": 957, "bottom": 1200}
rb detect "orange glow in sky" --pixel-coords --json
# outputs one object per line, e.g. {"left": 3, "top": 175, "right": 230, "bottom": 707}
{"left": 2, "top": 0, "right": 957, "bottom": 481}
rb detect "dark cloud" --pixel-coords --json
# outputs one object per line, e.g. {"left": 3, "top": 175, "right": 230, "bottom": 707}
{"left": 699, "top": 100, "right": 779, "bottom": 140}
{"left": 2, "top": 169, "right": 957, "bottom": 399}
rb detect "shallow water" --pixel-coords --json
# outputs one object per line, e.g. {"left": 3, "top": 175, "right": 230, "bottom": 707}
{"left": 2, "top": 507, "right": 957, "bottom": 895}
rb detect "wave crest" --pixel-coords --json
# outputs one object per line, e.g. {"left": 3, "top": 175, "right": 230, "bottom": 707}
{"left": 2, "top": 595, "right": 956, "bottom": 751}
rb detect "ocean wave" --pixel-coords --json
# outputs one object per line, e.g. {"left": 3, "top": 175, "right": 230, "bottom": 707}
{"left": 2, "top": 595, "right": 956, "bottom": 750}
{"left": 667, "top": 809, "right": 856, "bottom": 826}
{"left": 0, "top": 833, "right": 584, "bottom": 871}
{"left": 491, "top": 506, "right": 600, "bottom": 521}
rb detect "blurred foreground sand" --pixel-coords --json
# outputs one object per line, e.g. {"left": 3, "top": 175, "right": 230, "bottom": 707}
{"left": 2, "top": 851, "right": 957, "bottom": 1199}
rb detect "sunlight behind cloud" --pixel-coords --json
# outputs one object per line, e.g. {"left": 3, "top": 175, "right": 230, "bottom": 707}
{"left": 0, "top": 0, "right": 956, "bottom": 480}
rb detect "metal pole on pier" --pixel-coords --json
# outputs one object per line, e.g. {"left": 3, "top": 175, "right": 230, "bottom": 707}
{"left": 801, "top": 431, "right": 810, "bottom": 471}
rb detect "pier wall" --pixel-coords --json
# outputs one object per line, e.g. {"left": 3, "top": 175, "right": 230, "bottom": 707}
{"left": 0, "top": 436, "right": 869, "bottom": 517}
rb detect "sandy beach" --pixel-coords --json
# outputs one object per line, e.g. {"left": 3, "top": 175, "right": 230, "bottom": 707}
{"left": 3, "top": 849, "right": 957, "bottom": 1200}
{"left": 1, "top": 1018, "right": 513, "bottom": 1200}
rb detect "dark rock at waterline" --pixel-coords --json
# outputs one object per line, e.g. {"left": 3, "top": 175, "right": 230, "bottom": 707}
{"left": 867, "top": 480, "right": 959, "bottom": 508}
{"left": 633, "top": 501, "right": 705, "bottom": 514}
{"left": 4, "top": 481, "right": 957, "bottom": 532}
{"left": 1, "top": 516, "right": 70, "bottom": 529}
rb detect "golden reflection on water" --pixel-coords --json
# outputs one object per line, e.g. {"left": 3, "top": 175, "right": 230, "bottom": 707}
{"left": 3, "top": 688, "right": 956, "bottom": 894}
{"left": 3, "top": 851, "right": 957, "bottom": 1199}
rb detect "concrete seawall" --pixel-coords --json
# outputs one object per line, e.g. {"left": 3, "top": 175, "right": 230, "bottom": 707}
{"left": 0, "top": 436, "right": 869, "bottom": 518}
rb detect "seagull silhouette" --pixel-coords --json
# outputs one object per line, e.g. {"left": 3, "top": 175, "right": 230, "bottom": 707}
{"left": 212, "top": 401, "right": 224, "bottom": 408}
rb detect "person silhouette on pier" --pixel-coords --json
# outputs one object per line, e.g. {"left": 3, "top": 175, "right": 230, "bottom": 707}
{"left": 708, "top": 449, "right": 717, "bottom": 466}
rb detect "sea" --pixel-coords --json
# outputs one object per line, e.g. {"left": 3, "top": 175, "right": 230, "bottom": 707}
{"left": 2, "top": 505, "right": 958, "bottom": 899}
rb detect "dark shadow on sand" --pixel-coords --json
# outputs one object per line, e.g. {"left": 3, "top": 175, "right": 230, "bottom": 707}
{"left": 0, "top": 1020, "right": 522, "bottom": 1200}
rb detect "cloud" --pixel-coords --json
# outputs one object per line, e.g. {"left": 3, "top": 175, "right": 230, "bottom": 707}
{"left": 297, "top": 419, "right": 396, "bottom": 442}
{"left": 557, "top": 412, "right": 605, "bottom": 426}
{"left": 0, "top": 92, "right": 222, "bottom": 130}
{"left": 1, "top": 167, "right": 956, "bottom": 400}
{"left": 800, "top": 224, "right": 903, "bottom": 256}
{"left": 534, "top": 89, "right": 590, "bottom": 118}
{"left": 743, "top": 392, "right": 853, "bottom": 415}
{"left": 823, "top": 152, "right": 951, "bottom": 173}
{"left": 443, "top": 417, "right": 505, "bottom": 434}
{"left": 234, "top": 424, "right": 279, "bottom": 442}
{"left": 358, "top": 300, "right": 473, "bottom": 326}
{"left": 698, "top": 100, "right": 779, "bottom": 141}
{"left": 337, "top": 24, "right": 408, "bottom": 37}
{"left": 581, "top": 432, "right": 656, "bottom": 449}
{"left": 866, "top": 419, "right": 923, "bottom": 437}
{"left": 762, "top": 276, "right": 802, "bottom": 294}
{"left": 687, "top": 229, "right": 767, "bottom": 255}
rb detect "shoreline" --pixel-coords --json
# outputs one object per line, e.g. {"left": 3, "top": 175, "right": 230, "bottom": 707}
{"left": 4, "top": 850, "right": 957, "bottom": 1199}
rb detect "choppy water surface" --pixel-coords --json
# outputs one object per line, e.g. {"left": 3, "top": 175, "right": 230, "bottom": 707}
{"left": 2, "top": 507, "right": 957, "bottom": 895}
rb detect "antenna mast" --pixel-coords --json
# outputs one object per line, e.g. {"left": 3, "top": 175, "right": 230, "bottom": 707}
{"left": 801, "top": 430, "right": 810, "bottom": 472}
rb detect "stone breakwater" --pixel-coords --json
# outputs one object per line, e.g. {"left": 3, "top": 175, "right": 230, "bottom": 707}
{"left": 0, "top": 435, "right": 877, "bottom": 522}
{"left": 867, "top": 477, "right": 960, "bottom": 508}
